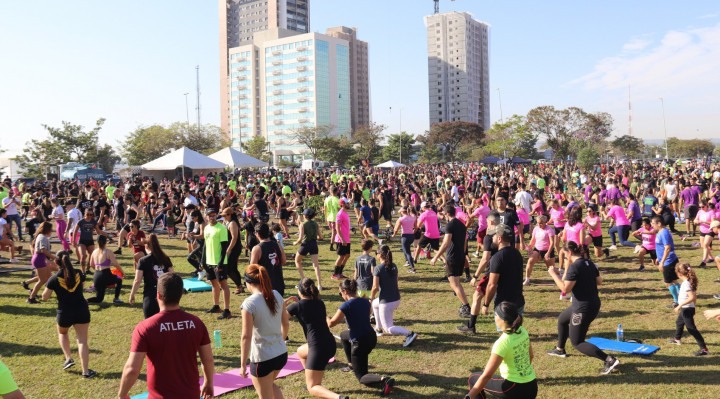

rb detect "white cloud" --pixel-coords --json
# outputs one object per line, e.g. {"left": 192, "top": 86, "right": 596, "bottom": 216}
{"left": 569, "top": 23, "right": 720, "bottom": 95}
{"left": 698, "top": 13, "right": 718, "bottom": 19}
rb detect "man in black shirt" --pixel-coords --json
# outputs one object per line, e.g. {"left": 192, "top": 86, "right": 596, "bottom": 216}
{"left": 495, "top": 196, "right": 525, "bottom": 249}
{"left": 458, "top": 210, "right": 500, "bottom": 334}
{"left": 482, "top": 224, "right": 525, "bottom": 316}
{"left": 432, "top": 205, "right": 471, "bottom": 318}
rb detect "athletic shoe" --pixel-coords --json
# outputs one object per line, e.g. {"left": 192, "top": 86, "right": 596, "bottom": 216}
{"left": 340, "top": 365, "right": 353, "bottom": 372}
{"left": 197, "top": 270, "right": 207, "bottom": 280}
{"left": 84, "top": 286, "right": 96, "bottom": 293}
{"left": 692, "top": 242, "right": 701, "bottom": 248}
{"left": 699, "top": 262, "right": 706, "bottom": 269}
{"left": 339, "top": 395, "right": 350, "bottom": 399}
{"left": 600, "top": 356, "right": 620, "bottom": 375}
{"left": 714, "top": 278, "right": 720, "bottom": 284}
{"left": 694, "top": 348, "right": 709, "bottom": 356}
{"left": 603, "top": 248, "right": 610, "bottom": 258}
{"left": 381, "top": 376, "right": 395, "bottom": 396}
{"left": 404, "top": 261, "right": 410, "bottom": 267}
{"left": 375, "top": 329, "right": 384, "bottom": 337}
{"left": 403, "top": 332, "right": 418, "bottom": 347}
{"left": 331, "top": 274, "right": 342, "bottom": 280}
{"left": 336, "top": 274, "right": 349, "bottom": 280}
{"left": 378, "top": 239, "right": 384, "bottom": 247}
{"left": 638, "top": 265, "right": 645, "bottom": 271}
{"left": 523, "top": 278, "right": 531, "bottom": 286}
{"left": 560, "top": 292, "right": 571, "bottom": 301}
{"left": 608, "top": 245, "right": 617, "bottom": 251}
{"left": 666, "top": 302, "right": 679, "bottom": 309}
{"left": 459, "top": 305, "right": 471, "bottom": 318}
{"left": 473, "top": 252, "right": 480, "bottom": 258}
{"left": 667, "top": 338, "right": 681, "bottom": 345}
{"left": 461, "top": 277, "right": 471, "bottom": 283}
{"left": 370, "top": 314, "right": 376, "bottom": 324}
{"left": 82, "top": 369, "right": 97, "bottom": 379}
{"left": 112, "top": 298, "right": 124, "bottom": 305}
{"left": 26, "top": 297, "right": 39, "bottom": 304}
{"left": 713, "top": 294, "right": 720, "bottom": 300}
{"left": 113, "top": 248, "right": 122, "bottom": 255}
{"left": 439, "top": 275, "right": 449, "bottom": 282}
{"left": 218, "top": 309, "right": 232, "bottom": 320}
{"left": 456, "top": 325, "right": 476, "bottom": 334}
{"left": 62, "top": 358, "right": 75, "bottom": 370}
{"left": 408, "top": 268, "right": 417, "bottom": 274}
{"left": 21, "top": 281, "right": 30, "bottom": 291}
{"left": 8, "top": 258, "right": 19, "bottom": 264}
{"left": 205, "top": 305, "right": 221, "bottom": 314}
{"left": 317, "top": 285, "right": 324, "bottom": 291}
{"left": 547, "top": 348, "right": 568, "bottom": 358}
{"left": 633, "top": 245, "right": 642, "bottom": 254}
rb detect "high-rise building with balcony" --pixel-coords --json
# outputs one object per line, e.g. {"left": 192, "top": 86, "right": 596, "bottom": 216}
{"left": 425, "top": 11, "right": 490, "bottom": 130}
{"left": 325, "top": 26, "right": 370, "bottom": 132}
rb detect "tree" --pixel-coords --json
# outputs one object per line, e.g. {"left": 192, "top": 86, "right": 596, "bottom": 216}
{"left": 418, "top": 121, "right": 484, "bottom": 162}
{"left": 611, "top": 135, "right": 645, "bottom": 158}
{"left": 667, "top": 137, "right": 714, "bottom": 158}
{"left": 291, "top": 125, "right": 332, "bottom": 160}
{"left": 382, "top": 132, "right": 417, "bottom": 163}
{"left": 482, "top": 115, "right": 538, "bottom": 159}
{"left": 526, "top": 106, "right": 614, "bottom": 160}
{"left": 121, "top": 122, "right": 229, "bottom": 165}
{"left": 316, "top": 136, "right": 356, "bottom": 166}
{"left": 15, "top": 118, "right": 109, "bottom": 178}
{"left": 240, "top": 135, "right": 271, "bottom": 163}
{"left": 352, "top": 122, "right": 386, "bottom": 163}
{"left": 577, "top": 146, "right": 600, "bottom": 172}
{"left": 95, "top": 144, "right": 122, "bottom": 174}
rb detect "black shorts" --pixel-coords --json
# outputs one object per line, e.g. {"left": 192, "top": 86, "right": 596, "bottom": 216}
{"left": 354, "top": 202, "right": 361, "bottom": 209}
{"left": 700, "top": 231, "right": 716, "bottom": 238}
{"left": 382, "top": 208, "right": 392, "bottom": 221}
{"left": 685, "top": 205, "right": 699, "bottom": 220}
{"left": 122, "top": 224, "right": 131, "bottom": 233}
{"left": 642, "top": 247, "right": 657, "bottom": 260}
{"left": 662, "top": 260, "right": 679, "bottom": 283}
{"left": 533, "top": 248, "right": 555, "bottom": 260}
{"left": 306, "top": 343, "right": 337, "bottom": 371}
{"left": 414, "top": 230, "right": 422, "bottom": 240}
{"left": 591, "top": 235, "right": 603, "bottom": 248}
{"left": 250, "top": 352, "right": 288, "bottom": 378}
{"left": 336, "top": 243, "right": 351, "bottom": 256}
{"left": 56, "top": 306, "right": 91, "bottom": 328}
{"left": 446, "top": 257, "right": 465, "bottom": 277}
{"left": 205, "top": 264, "right": 228, "bottom": 282}
{"left": 298, "top": 240, "right": 319, "bottom": 256}
{"left": 79, "top": 238, "right": 94, "bottom": 247}
{"left": 418, "top": 236, "right": 440, "bottom": 250}
{"left": 554, "top": 227, "right": 564, "bottom": 235}
{"left": 279, "top": 209, "right": 290, "bottom": 220}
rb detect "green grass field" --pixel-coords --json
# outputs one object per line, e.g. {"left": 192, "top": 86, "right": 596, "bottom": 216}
{"left": 1, "top": 220, "right": 719, "bottom": 399}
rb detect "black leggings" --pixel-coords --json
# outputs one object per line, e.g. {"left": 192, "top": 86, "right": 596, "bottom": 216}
{"left": 187, "top": 241, "right": 205, "bottom": 272}
{"left": 226, "top": 246, "right": 243, "bottom": 288}
{"left": 87, "top": 268, "right": 122, "bottom": 303}
{"left": 143, "top": 296, "right": 160, "bottom": 319}
{"left": 468, "top": 373, "right": 538, "bottom": 399}
{"left": 557, "top": 305, "right": 608, "bottom": 361}
{"left": 675, "top": 307, "right": 706, "bottom": 349}
{"left": 340, "top": 330, "right": 377, "bottom": 383}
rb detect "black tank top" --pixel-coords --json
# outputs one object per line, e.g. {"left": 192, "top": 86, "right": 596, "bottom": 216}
{"left": 258, "top": 240, "right": 284, "bottom": 293}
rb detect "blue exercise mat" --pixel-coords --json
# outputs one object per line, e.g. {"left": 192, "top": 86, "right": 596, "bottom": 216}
{"left": 183, "top": 277, "right": 212, "bottom": 292}
{"left": 130, "top": 393, "right": 148, "bottom": 399}
{"left": 587, "top": 337, "right": 660, "bottom": 355}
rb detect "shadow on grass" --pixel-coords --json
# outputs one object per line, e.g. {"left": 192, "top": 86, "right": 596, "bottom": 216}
{"left": 400, "top": 371, "right": 469, "bottom": 397}
{"left": 0, "top": 304, "right": 55, "bottom": 317}
{"left": 407, "top": 331, "right": 495, "bottom": 353}
{"left": 525, "top": 309, "right": 648, "bottom": 320}
{"left": 542, "top": 366, "right": 719, "bottom": 386}
{"left": 0, "top": 341, "right": 103, "bottom": 357}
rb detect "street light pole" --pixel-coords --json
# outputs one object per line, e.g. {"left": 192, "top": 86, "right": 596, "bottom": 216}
{"left": 497, "top": 88, "right": 504, "bottom": 123}
{"left": 390, "top": 106, "right": 403, "bottom": 164}
{"left": 660, "top": 97, "right": 669, "bottom": 160}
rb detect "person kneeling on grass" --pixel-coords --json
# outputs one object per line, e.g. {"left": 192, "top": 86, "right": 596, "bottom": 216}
{"left": 286, "top": 278, "right": 350, "bottom": 399}
{"left": 465, "top": 301, "right": 537, "bottom": 399}
{"left": 327, "top": 279, "right": 395, "bottom": 396}
{"left": 369, "top": 245, "right": 418, "bottom": 347}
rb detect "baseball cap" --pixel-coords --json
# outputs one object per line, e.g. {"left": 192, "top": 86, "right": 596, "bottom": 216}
{"left": 420, "top": 201, "right": 428, "bottom": 209}
{"left": 303, "top": 208, "right": 316, "bottom": 217}
{"left": 205, "top": 208, "right": 218, "bottom": 215}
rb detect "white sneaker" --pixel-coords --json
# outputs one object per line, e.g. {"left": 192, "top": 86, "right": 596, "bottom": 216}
{"left": 9, "top": 258, "right": 19, "bottom": 264}
{"left": 633, "top": 245, "right": 642, "bottom": 254}
{"left": 197, "top": 270, "right": 207, "bottom": 280}
{"left": 523, "top": 278, "right": 531, "bottom": 286}
{"left": 560, "top": 292, "right": 572, "bottom": 300}
{"left": 608, "top": 245, "right": 618, "bottom": 251}
{"left": 378, "top": 239, "right": 384, "bottom": 247}
{"left": 473, "top": 252, "right": 480, "bottom": 258}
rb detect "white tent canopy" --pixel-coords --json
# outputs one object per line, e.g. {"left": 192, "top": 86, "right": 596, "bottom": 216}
{"left": 209, "top": 147, "right": 267, "bottom": 168}
{"left": 141, "top": 147, "right": 226, "bottom": 170}
{"left": 376, "top": 160, "right": 405, "bottom": 168}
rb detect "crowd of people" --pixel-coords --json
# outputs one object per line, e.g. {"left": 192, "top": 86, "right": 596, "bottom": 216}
{"left": 1, "top": 157, "right": 720, "bottom": 398}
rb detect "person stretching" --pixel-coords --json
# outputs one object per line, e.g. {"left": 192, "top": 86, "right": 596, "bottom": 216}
{"left": 331, "top": 199, "right": 352, "bottom": 280}
{"left": 652, "top": 216, "right": 682, "bottom": 308}
{"left": 203, "top": 208, "right": 231, "bottom": 320}
{"left": 546, "top": 242, "right": 621, "bottom": 375}
{"left": 432, "top": 204, "right": 471, "bottom": 318}
{"left": 294, "top": 208, "right": 324, "bottom": 289}
{"left": 86, "top": 235, "right": 124, "bottom": 304}
{"left": 287, "top": 278, "right": 349, "bottom": 399}
{"left": 370, "top": 245, "right": 418, "bottom": 347}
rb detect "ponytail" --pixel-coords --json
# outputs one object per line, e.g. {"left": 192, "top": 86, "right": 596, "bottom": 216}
{"left": 676, "top": 263, "right": 698, "bottom": 291}
{"left": 298, "top": 277, "right": 320, "bottom": 300}
{"left": 245, "top": 264, "right": 277, "bottom": 315}
{"left": 378, "top": 244, "right": 396, "bottom": 276}
{"left": 56, "top": 251, "right": 76, "bottom": 288}
{"left": 495, "top": 301, "right": 524, "bottom": 334}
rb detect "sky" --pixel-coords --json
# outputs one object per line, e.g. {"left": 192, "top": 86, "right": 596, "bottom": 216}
{"left": 1, "top": 0, "right": 719, "bottom": 156}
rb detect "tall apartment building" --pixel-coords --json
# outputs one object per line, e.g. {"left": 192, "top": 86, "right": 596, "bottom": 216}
{"left": 228, "top": 30, "right": 351, "bottom": 164}
{"left": 219, "top": 0, "right": 310, "bottom": 136}
{"left": 425, "top": 12, "right": 490, "bottom": 130}
{"left": 325, "top": 26, "right": 370, "bottom": 132}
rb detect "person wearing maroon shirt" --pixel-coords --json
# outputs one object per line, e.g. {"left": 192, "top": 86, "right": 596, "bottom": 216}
{"left": 126, "top": 220, "right": 147, "bottom": 269}
{"left": 118, "top": 273, "right": 214, "bottom": 399}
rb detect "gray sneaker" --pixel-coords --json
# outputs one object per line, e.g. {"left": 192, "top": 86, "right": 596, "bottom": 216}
{"left": 600, "top": 357, "right": 620, "bottom": 375}
{"left": 403, "top": 332, "right": 418, "bottom": 347}
{"left": 547, "top": 348, "right": 568, "bottom": 358}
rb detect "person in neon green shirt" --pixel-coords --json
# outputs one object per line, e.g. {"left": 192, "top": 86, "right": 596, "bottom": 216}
{"left": 203, "top": 208, "right": 231, "bottom": 320}
{"left": 323, "top": 187, "right": 340, "bottom": 251}
{"left": 227, "top": 179, "right": 237, "bottom": 192}
{"left": 466, "top": 301, "right": 537, "bottom": 398}
{"left": 105, "top": 181, "right": 116, "bottom": 200}
{"left": 281, "top": 182, "right": 292, "bottom": 196}
{"left": 0, "top": 359, "right": 24, "bottom": 399}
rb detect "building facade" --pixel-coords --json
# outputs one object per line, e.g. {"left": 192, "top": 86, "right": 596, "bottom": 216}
{"left": 219, "top": 0, "right": 310, "bottom": 136}
{"left": 325, "top": 26, "right": 370, "bottom": 132}
{"left": 425, "top": 12, "right": 490, "bottom": 130}
{"left": 228, "top": 31, "right": 351, "bottom": 164}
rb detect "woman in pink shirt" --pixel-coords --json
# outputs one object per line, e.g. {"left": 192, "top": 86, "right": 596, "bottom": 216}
{"left": 469, "top": 203, "right": 490, "bottom": 257}
{"left": 584, "top": 206, "right": 606, "bottom": 259}
{"left": 559, "top": 209, "right": 586, "bottom": 276}
{"left": 694, "top": 200, "right": 716, "bottom": 267}
{"left": 515, "top": 205, "right": 531, "bottom": 251}
{"left": 605, "top": 198, "right": 634, "bottom": 250}
{"left": 632, "top": 218, "right": 657, "bottom": 271}
{"left": 524, "top": 215, "right": 556, "bottom": 286}
{"left": 392, "top": 207, "right": 417, "bottom": 273}
{"left": 549, "top": 200, "right": 566, "bottom": 255}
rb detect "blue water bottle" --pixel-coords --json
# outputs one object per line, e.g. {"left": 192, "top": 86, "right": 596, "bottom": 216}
{"left": 616, "top": 324, "right": 624, "bottom": 342}
{"left": 213, "top": 330, "right": 222, "bottom": 348}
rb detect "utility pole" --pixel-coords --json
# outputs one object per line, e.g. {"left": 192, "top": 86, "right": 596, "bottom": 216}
{"left": 497, "top": 88, "right": 504, "bottom": 123}
{"left": 660, "top": 97, "right": 669, "bottom": 160}
{"left": 196, "top": 65, "right": 201, "bottom": 131}
{"left": 183, "top": 92, "right": 190, "bottom": 126}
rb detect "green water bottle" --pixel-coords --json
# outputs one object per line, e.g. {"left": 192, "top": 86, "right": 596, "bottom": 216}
{"left": 213, "top": 330, "right": 222, "bottom": 348}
